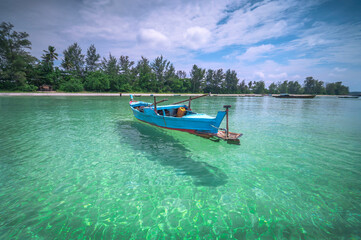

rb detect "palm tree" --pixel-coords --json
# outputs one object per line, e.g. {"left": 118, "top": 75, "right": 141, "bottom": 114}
{"left": 41, "top": 45, "right": 58, "bottom": 70}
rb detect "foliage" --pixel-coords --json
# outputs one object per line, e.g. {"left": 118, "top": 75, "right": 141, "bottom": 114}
{"left": 326, "top": 82, "right": 349, "bottom": 95}
{"left": 84, "top": 71, "right": 109, "bottom": 91}
{"left": 0, "top": 22, "right": 36, "bottom": 90}
{"left": 278, "top": 80, "right": 288, "bottom": 93}
{"left": 288, "top": 81, "right": 302, "bottom": 94}
{"left": 59, "top": 76, "right": 83, "bottom": 92}
{"left": 190, "top": 65, "right": 205, "bottom": 93}
{"left": 253, "top": 81, "right": 266, "bottom": 94}
{"left": 268, "top": 82, "right": 278, "bottom": 94}
{"left": 41, "top": 45, "right": 58, "bottom": 72}
{"left": 101, "top": 53, "right": 119, "bottom": 76}
{"left": 86, "top": 44, "right": 100, "bottom": 72}
{"left": 239, "top": 80, "right": 250, "bottom": 93}
{"left": 61, "top": 42, "right": 84, "bottom": 75}
{"left": 224, "top": 69, "right": 238, "bottom": 94}
{"left": 304, "top": 77, "right": 325, "bottom": 94}
{"left": 18, "top": 83, "right": 37, "bottom": 92}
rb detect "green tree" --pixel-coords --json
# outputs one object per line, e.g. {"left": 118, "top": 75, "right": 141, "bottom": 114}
{"left": 119, "top": 55, "right": 134, "bottom": 75}
{"left": 326, "top": 83, "right": 336, "bottom": 95}
{"left": 182, "top": 78, "right": 192, "bottom": 92}
{"left": 176, "top": 70, "right": 186, "bottom": 79}
{"left": 268, "top": 82, "right": 278, "bottom": 94}
{"left": 204, "top": 69, "right": 214, "bottom": 93}
{"left": 85, "top": 44, "right": 100, "bottom": 72}
{"left": 253, "top": 81, "right": 266, "bottom": 94}
{"left": 213, "top": 69, "right": 224, "bottom": 93}
{"left": 247, "top": 81, "right": 253, "bottom": 93}
{"left": 304, "top": 76, "right": 325, "bottom": 94}
{"left": 41, "top": 45, "right": 58, "bottom": 72}
{"left": 315, "top": 80, "right": 325, "bottom": 94}
{"left": 334, "top": 81, "right": 349, "bottom": 95}
{"left": 0, "top": 22, "right": 36, "bottom": 90}
{"left": 46, "top": 67, "right": 62, "bottom": 89}
{"left": 59, "top": 76, "right": 83, "bottom": 92}
{"left": 164, "top": 64, "right": 176, "bottom": 92}
{"left": 168, "top": 78, "right": 184, "bottom": 93}
{"left": 278, "top": 80, "right": 288, "bottom": 93}
{"left": 239, "top": 80, "right": 249, "bottom": 93}
{"left": 150, "top": 55, "right": 175, "bottom": 92}
{"left": 288, "top": 81, "right": 302, "bottom": 94}
{"left": 101, "top": 54, "right": 119, "bottom": 75}
{"left": 190, "top": 64, "right": 205, "bottom": 93}
{"left": 38, "top": 46, "right": 60, "bottom": 88}
{"left": 84, "top": 71, "right": 109, "bottom": 91}
{"left": 135, "top": 56, "right": 156, "bottom": 92}
{"left": 224, "top": 69, "right": 238, "bottom": 93}
{"left": 118, "top": 55, "right": 134, "bottom": 91}
{"left": 61, "top": 42, "right": 84, "bottom": 75}
{"left": 101, "top": 54, "right": 123, "bottom": 91}
{"left": 304, "top": 77, "right": 315, "bottom": 94}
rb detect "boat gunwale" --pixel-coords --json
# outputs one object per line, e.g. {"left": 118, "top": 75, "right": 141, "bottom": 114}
{"left": 130, "top": 104, "right": 217, "bottom": 121}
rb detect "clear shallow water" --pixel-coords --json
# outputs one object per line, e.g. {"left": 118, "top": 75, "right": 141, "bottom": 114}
{"left": 0, "top": 96, "right": 360, "bottom": 239}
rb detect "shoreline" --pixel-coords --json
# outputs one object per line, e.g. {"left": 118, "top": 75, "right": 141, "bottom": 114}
{"left": 0, "top": 92, "right": 352, "bottom": 97}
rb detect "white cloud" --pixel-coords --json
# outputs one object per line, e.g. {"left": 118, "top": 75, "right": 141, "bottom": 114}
{"left": 184, "top": 27, "right": 211, "bottom": 50}
{"left": 334, "top": 67, "right": 347, "bottom": 72}
{"left": 210, "top": 0, "right": 297, "bottom": 48}
{"left": 268, "top": 72, "right": 288, "bottom": 79}
{"left": 292, "top": 75, "right": 301, "bottom": 80}
{"left": 237, "top": 44, "right": 275, "bottom": 62}
{"left": 254, "top": 71, "right": 265, "bottom": 79}
{"left": 137, "top": 28, "right": 170, "bottom": 48}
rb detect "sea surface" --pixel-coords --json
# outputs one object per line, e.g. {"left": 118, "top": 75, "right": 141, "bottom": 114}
{"left": 0, "top": 96, "right": 360, "bottom": 239}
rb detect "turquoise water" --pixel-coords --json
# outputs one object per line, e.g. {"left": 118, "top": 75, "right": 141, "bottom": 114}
{"left": 0, "top": 96, "right": 360, "bottom": 239}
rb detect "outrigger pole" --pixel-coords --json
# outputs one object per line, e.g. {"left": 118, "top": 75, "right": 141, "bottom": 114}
{"left": 150, "top": 97, "right": 168, "bottom": 112}
{"left": 223, "top": 105, "right": 231, "bottom": 138}
{"left": 170, "top": 94, "right": 208, "bottom": 109}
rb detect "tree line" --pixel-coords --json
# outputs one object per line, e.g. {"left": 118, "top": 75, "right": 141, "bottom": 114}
{"left": 0, "top": 22, "right": 349, "bottom": 95}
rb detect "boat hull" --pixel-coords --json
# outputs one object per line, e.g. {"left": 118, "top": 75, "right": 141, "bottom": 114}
{"left": 134, "top": 113, "right": 242, "bottom": 144}
{"left": 131, "top": 107, "right": 225, "bottom": 134}
{"left": 273, "top": 95, "right": 316, "bottom": 98}
{"left": 338, "top": 96, "right": 359, "bottom": 98}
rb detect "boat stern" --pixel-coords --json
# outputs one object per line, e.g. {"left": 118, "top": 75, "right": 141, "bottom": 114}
{"left": 215, "top": 111, "right": 226, "bottom": 126}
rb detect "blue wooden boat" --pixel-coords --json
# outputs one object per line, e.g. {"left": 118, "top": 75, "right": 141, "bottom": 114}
{"left": 129, "top": 95, "right": 242, "bottom": 144}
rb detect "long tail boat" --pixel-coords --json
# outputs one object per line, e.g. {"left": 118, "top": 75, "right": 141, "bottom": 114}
{"left": 129, "top": 94, "right": 242, "bottom": 144}
{"left": 273, "top": 94, "right": 316, "bottom": 98}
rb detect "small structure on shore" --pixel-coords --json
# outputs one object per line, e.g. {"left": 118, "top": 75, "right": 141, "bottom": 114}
{"left": 39, "top": 85, "right": 53, "bottom": 91}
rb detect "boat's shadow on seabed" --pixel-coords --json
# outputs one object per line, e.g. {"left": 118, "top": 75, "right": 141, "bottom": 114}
{"left": 116, "top": 120, "right": 228, "bottom": 187}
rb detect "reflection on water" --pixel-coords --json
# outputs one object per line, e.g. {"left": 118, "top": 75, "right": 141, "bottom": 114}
{"left": 117, "top": 120, "right": 228, "bottom": 187}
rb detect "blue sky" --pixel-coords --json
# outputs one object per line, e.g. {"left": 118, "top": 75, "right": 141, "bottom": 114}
{"left": 1, "top": 0, "right": 361, "bottom": 90}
